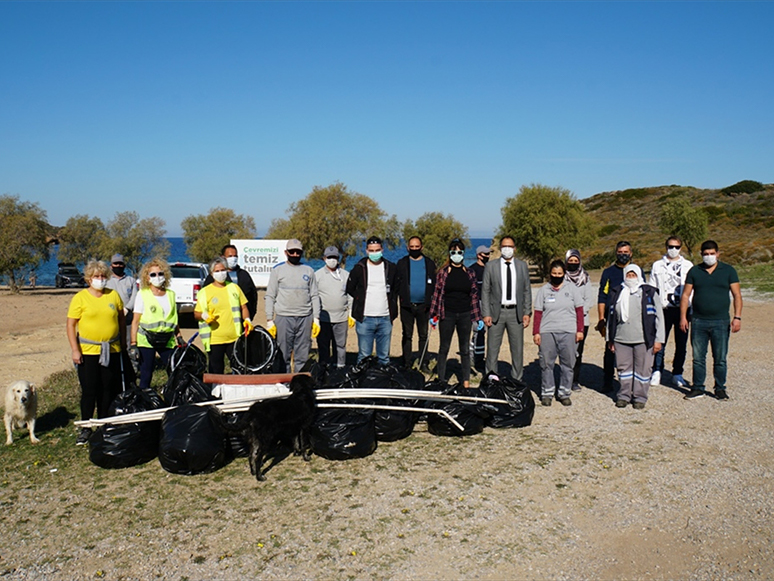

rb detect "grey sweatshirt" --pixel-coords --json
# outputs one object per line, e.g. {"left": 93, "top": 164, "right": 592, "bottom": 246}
{"left": 315, "top": 266, "right": 352, "bottom": 323}
{"left": 265, "top": 262, "right": 321, "bottom": 319}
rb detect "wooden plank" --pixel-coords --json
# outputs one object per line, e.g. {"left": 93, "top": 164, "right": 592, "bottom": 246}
{"left": 202, "top": 372, "right": 310, "bottom": 385}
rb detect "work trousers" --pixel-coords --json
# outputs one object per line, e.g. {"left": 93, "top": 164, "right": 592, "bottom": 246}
{"left": 690, "top": 317, "right": 730, "bottom": 391}
{"left": 275, "top": 314, "right": 313, "bottom": 373}
{"left": 486, "top": 307, "right": 525, "bottom": 381}
{"left": 653, "top": 307, "right": 689, "bottom": 376}
{"left": 539, "top": 332, "right": 576, "bottom": 400}
{"left": 400, "top": 303, "right": 429, "bottom": 368}
{"left": 138, "top": 346, "right": 174, "bottom": 390}
{"left": 470, "top": 324, "right": 486, "bottom": 371}
{"left": 318, "top": 320, "right": 348, "bottom": 367}
{"left": 614, "top": 342, "right": 654, "bottom": 404}
{"left": 437, "top": 311, "right": 473, "bottom": 383}
{"left": 77, "top": 353, "right": 122, "bottom": 420}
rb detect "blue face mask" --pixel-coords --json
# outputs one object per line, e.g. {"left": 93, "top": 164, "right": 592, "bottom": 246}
{"left": 368, "top": 251, "right": 383, "bottom": 263}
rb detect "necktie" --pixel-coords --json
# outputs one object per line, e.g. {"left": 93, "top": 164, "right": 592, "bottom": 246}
{"left": 506, "top": 261, "right": 512, "bottom": 301}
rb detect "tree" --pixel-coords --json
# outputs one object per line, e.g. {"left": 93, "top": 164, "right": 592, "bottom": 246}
{"left": 101, "top": 211, "right": 170, "bottom": 273}
{"left": 57, "top": 214, "right": 107, "bottom": 267}
{"left": 0, "top": 195, "right": 51, "bottom": 293}
{"left": 499, "top": 184, "right": 596, "bottom": 279}
{"left": 402, "top": 212, "right": 470, "bottom": 267}
{"left": 265, "top": 182, "right": 400, "bottom": 266}
{"left": 659, "top": 197, "right": 708, "bottom": 256}
{"left": 181, "top": 207, "right": 257, "bottom": 263}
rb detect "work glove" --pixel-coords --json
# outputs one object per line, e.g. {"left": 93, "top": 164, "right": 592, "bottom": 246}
{"left": 348, "top": 316, "right": 356, "bottom": 328}
{"left": 176, "top": 335, "right": 186, "bottom": 347}
{"left": 476, "top": 319, "right": 485, "bottom": 332}
{"left": 243, "top": 320, "right": 253, "bottom": 336}
{"left": 201, "top": 310, "right": 217, "bottom": 325}
{"left": 266, "top": 320, "right": 277, "bottom": 338}
{"left": 429, "top": 316, "right": 439, "bottom": 329}
{"left": 311, "top": 318, "right": 321, "bottom": 339}
{"left": 127, "top": 345, "right": 140, "bottom": 363}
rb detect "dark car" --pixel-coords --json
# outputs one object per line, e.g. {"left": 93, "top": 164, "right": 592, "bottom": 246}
{"left": 56, "top": 263, "right": 86, "bottom": 288}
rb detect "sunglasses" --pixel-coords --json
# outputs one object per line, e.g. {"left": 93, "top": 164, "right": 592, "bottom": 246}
{"left": 667, "top": 245, "right": 681, "bottom": 250}
{"left": 148, "top": 272, "right": 164, "bottom": 278}
{"left": 450, "top": 250, "right": 464, "bottom": 256}
{"left": 287, "top": 249, "right": 303, "bottom": 256}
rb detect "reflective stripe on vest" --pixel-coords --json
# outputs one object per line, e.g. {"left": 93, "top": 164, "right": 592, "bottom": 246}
{"left": 197, "top": 282, "right": 243, "bottom": 351}
{"left": 137, "top": 288, "right": 178, "bottom": 349}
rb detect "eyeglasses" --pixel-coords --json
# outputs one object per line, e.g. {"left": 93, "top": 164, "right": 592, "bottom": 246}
{"left": 148, "top": 272, "right": 163, "bottom": 278}
{"left": 287, "top": 249, "right": 302, "bottom": 256}
{"left": 450, "top": 250, "right": 464, "bottom": 256}
{"left": 667, "top": 245, "right": 681, "bottom": 250}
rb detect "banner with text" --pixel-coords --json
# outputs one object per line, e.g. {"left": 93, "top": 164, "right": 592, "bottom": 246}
{"left": 232, "top": 239, "right": 288, "bottom": 288}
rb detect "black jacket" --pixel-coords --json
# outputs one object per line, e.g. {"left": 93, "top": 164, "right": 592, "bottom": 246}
{"left": 203, "top": 266, "right": 258, "bottom": 319}
{"left": 346, "top": 258, "right": 398, "bottom": 322}
{"left": 395, "top": 255, "right": 437, "bottom": 307}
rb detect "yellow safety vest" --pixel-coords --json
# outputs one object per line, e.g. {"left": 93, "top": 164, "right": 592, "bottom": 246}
{"left": 197, "top": 282, "right": 243, "bottom": 351}
{"left": 137, "top": 288, "right": 178, "bottom": 349}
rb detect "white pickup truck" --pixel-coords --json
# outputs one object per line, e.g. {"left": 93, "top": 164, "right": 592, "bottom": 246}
{"left": 169, "top": 262, "right": 209, "bottom": 314}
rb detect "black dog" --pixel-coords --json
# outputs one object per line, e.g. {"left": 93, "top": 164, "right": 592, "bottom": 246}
{"left": 224, "top": 374, "right": 317, "bottom": 481}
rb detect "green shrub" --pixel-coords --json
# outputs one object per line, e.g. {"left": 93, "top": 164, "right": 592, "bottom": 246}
{"left": 616, "top": 188, "right": 651, "bottom": 201}
{"left": 585, "top": 252, "right": 615, "bottom": 270}
{"left": 598, "top": 224, "right": 619, "bottom": 237}
{"left": 721, "top": 180, "right": 764, "bottom": 195}
{"left": 703, "top": 205, "right": 725, "bottom": 220}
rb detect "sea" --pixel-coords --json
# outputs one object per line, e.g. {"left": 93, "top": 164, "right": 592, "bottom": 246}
{"left": 27, "top": 237, "right": 494, "bottom": 287}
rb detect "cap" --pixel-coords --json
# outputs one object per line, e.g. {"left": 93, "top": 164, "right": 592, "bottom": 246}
{"left": 111, "top": 254, "right": 124, "bottom": 263}
{"left": 323, "top": 246, "right": 339, "bottom": 258}
{"left": 476, "top": 245, "right": 490, "bottom": 255}
{"left": 286, "top": 239, "right": 303, "bottom": 251}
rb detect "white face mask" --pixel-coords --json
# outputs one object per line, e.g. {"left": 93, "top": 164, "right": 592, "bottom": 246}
{"left": 667, "top": 248, "right": 680, "bottom": 259}
{"left": 150, "top": 275, "right": 165, "bottom": 288}
{"left": 226, "top": 256, "right": 238, "bottom": 269}
{"left": 450, "top": 253, "right": 464, "bottom": 264}
{"left": 213, "top": 270, "right": 228, "bottom": 283}
{"left": 325, "top": 258, "right": 338, "bottom": 269}
{"left": 703, "top": 254, "right": 717, "bottom": 266}
{"left": 90, "top": 278, "right": 107, "bottom": 291}
{"left": 500, "top": 247, "right": 514, "bottom": 260}
{"left": 624, "top": 277, "right": 640, "bottom": 290}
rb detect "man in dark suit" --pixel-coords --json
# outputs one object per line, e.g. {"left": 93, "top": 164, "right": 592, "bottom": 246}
{"left": 481, "top": 235, "right": 532, "bottom": 381}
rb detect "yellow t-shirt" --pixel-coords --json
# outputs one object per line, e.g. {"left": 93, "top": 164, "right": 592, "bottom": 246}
{"left": 195, "top": 283, "right": 247, "bottom": 345}
{"left": 67, "top": 288, "right": 124, "bottom": 355}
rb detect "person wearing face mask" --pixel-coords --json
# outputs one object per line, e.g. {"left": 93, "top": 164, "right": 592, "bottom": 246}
{"left": 105, "top": 253, "right": 137, "bottom": 343}
{"left": 264, "top": 239, "right": 321, "bottom": 373}
{"left": 395, "top": 236, "right": 436, "bottom": 371}
{"left": 606, "top": 264, "right": 665, "bottom": 409}
{"left": 564, "top": 249, "right": 594, "bottom": 391}
{"left": 196, "top": 257, "right": 252, "bottom": 375}
{"left": 679, "top": 240, "right": 742, "bottom": 401}
{"left": 533, "top": 260, "right": 585, "bottom": 406}
{"left": 648, "top": 236, "right": 692, "bottom": 388}
{"left": 130, "top": 258, "right": 184, "bottom": 389}
{"left": 481, "top": 235, "right": 532, "bottom": 381}
{"left": 66, "top": 260, "right": 126, "bottom": 445}
{"left": 346, "top": 236, "right": 399, "bottom": 365}
{"left": 429, "top": 239, "right": 483, "bottom": 387}
{"left": 203, "top": 245, "right": 258, "bottom": 320}
{"left": 315, "top": 246, "right": 353, "bottom": 367}
{"left": 596, "top": 241, "right": 633, "bottom": 392}
{"left": 469, "top": 245, "right": 491, "bottom": 373}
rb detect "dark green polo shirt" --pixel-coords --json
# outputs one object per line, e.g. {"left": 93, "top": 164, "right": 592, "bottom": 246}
{"left": 685, "top": 261, "right": 739, "bottom": 320}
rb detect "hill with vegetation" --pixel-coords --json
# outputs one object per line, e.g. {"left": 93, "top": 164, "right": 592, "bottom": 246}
{"left": 580, "top": 180, "right": 774, "bottom": 269}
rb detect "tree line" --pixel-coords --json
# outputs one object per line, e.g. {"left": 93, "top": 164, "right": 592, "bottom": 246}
{"left": 0, "top": 182, "right": 709, "bottom": 293}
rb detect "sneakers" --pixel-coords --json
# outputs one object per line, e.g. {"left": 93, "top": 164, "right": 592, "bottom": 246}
{"left": 715, "top": 389, "right": 729, "bottom": 401}
{"left": 632, "top": 402, "right": 646, "bottom": 410}
{"left": 540, "top": 397, "right": 552, "bottom": 407}
{"left": 571, "top": 382, "right": 582, "bottom": 392}
{"left": 615, "top": 400, "right": 629, "bottom": 408}
{"left": 558, "top": 397, "right": 572, "bottom": 407}
{"left": 650, "top": 371, "right": 661, "bottom": 387}
{"left": 683, "top": 389, "right": 705, "bottom": 400}
{"left": 673, "top": 374, "right": 687, "bottom": 388}
{"left": 76, "top": 427, "right": 93, "bottom": 446}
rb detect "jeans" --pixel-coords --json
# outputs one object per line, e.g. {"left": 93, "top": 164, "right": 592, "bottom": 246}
{"left": 653, "top": 307, "right": 689, "bottom": 375}
{"left": 138, "top": 346, "right": 173, "bottom": 390}
{"left": 400, "top": 303, "right": 429, "bottom": 367}
{"left": 356, "top": 316, "right": 392, "bottom": 365}
{"left": 690, "top": 317, "right": 730, "bottom": 391}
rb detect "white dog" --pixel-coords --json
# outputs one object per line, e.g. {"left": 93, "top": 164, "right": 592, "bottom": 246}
{"left": 5, "top": 380, "right": 40, "bottom": 445}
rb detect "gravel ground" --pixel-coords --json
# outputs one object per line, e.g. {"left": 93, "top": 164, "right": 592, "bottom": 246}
{"left": 1, "top": 291, "right": 773, "bottom": 580}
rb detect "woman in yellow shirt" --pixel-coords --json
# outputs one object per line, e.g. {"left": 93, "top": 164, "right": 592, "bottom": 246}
{"left": 66, "top": 260, "right": 126, "bottom": 445}
{"left": 195, "top": 257, "right": 251, "bottom": 374}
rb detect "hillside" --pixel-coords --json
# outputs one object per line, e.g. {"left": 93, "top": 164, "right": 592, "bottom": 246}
{"left": 580, "top": 182, "right": 774, "bottom": 269}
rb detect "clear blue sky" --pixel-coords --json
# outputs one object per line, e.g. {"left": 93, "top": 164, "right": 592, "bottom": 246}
{"left": 2, "top": 1, "right": 772, "bottom": 237}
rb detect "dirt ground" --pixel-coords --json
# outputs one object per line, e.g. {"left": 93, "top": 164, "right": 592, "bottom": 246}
{"left": 1, "top": 286, "right": 773, "bottom": 580}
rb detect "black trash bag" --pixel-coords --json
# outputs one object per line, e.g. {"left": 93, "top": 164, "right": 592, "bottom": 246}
{"left": 158, "top": 404, "right": 228, "bottom": 475}
{"left": 163, "top": 366, "right": 213, "bottom": 407}
{"left": 478, "top": 375, "right": 535, "bottom": 429}
{"left": 307, "top": 361, "right": 366, "bottom": 389}
{"left": 231, "top": 327, "right": 279, "bottom": 374}
{"left": 358, "top": 364, "right": 422, "bottom": 442}
{"left": 167, "top": 343, "right": 207, "bottom": 378}
{"left": 426, "top": 384, "right": 489, "bottom": 437}
{"left": 309, "top": 407, "right": 377, "bottom": 461}
{"left": 89, "top": 387, "right": 165, "bottom": 469}
{"left": 223, "top": 411, "right": 250, "bottom": 458}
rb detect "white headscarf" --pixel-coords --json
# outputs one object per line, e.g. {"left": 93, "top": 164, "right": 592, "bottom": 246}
{"left": 617, "top": 264, "right": 644, "bottom": 323}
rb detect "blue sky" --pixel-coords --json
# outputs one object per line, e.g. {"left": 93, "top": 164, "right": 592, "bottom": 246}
{"left": 2, "top": 2, "right": 772, "bottom": 237}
